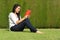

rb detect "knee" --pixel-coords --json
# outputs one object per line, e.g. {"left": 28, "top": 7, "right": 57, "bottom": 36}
{"left": 25, "top": 18, "right": 30, "bottom": 21}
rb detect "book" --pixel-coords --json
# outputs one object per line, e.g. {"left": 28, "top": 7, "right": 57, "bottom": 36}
{"left": 25, "top": 10, "right": 31, "bottom": 16}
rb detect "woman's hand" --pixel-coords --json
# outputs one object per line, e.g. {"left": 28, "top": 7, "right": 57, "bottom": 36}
{"left": 16, "top": 15, "right": 30, "bottom": 24}
{"left": 24, "top": 15, "right": 30, "bottom": 18}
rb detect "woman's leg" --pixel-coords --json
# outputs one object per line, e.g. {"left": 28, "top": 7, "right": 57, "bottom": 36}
{"left": 24, "top": 18, "right": 43, "bottom": 33}
{"left": 24, "top": 18, "right": 37, "bottom": 32}
{"left": 10, "top": 18, "right": 43, "bottom": 33}
{"left": 10, "top": 21, "right": 25, "bottom": 31}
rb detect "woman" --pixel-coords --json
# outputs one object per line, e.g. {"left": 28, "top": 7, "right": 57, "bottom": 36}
{"left": 8, "top": 4, "right": 42, "bottom": 33}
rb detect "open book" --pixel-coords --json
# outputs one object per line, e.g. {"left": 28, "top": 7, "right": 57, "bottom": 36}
{"left": 25, "top": 10, "right": 31, "bottom": 16}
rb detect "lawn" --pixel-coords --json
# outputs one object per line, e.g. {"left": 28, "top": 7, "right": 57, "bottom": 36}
{"left": 0, "top": 29, "right": 60, "bottom": 40}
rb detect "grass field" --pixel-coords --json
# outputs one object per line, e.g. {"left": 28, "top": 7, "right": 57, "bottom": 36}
{"left": 0, "top": 29, "right": 60, "bottom": 40}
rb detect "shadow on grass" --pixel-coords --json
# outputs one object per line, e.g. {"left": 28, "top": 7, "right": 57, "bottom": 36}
{"left": 0, "top": 28, "right": 32, "bottom": 33}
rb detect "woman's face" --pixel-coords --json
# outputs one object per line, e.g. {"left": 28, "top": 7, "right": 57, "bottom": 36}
{"left": 15, "top": 6, "right": 21, "bottom": 13}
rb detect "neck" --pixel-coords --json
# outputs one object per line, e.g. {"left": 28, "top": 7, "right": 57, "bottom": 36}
{"left": 14, "top": 12, "right": 16, "bottom": 14}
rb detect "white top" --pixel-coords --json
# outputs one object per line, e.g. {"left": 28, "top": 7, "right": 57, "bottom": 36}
{"left": 8, "top": 12, "right": 21, "bottom": 28}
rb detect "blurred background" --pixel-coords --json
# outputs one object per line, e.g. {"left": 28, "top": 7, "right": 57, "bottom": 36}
{"left": 0, "top": 0, "right": 60, "bottom": 28}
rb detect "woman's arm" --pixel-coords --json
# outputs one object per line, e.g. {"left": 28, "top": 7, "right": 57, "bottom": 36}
{"left": 16, "top": 16, "right": 28, "bottom": 24}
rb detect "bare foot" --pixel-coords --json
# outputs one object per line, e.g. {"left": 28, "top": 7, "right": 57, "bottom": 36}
{"left": 36, "top": 31, "right": 43, "bottom": 34}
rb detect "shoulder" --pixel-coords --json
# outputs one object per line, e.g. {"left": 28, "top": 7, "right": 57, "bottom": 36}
{"left": 8, "top": 12, "right": 15, "bottom": 17}
{"left": 9, "top": 12, "right": 14, "bottom": 15}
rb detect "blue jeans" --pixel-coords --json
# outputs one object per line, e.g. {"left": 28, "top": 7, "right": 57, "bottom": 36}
{"left": 10, "top": 18, "right": 37, "bottom": 32}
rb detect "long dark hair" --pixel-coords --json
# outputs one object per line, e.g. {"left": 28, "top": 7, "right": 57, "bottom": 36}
{"left": 12, "top": 4, "right": 21, "bottom": 20}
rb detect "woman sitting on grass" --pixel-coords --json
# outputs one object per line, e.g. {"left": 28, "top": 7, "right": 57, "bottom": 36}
{"left": 8, "top": 4, "right": 42, "bottom": 33}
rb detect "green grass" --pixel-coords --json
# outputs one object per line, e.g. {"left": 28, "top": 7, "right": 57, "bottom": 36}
{"left": 0, "top": 29, "right": 60, "bottom": 40}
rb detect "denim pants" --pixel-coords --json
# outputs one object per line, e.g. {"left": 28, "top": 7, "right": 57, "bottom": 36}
{"left": 10, "top": 18, "right": 37, "bottom": 32}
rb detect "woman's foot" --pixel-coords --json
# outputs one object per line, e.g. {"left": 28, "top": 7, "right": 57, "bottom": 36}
{"left": 36, "top": 31, "right": 43, "bottom": 34}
